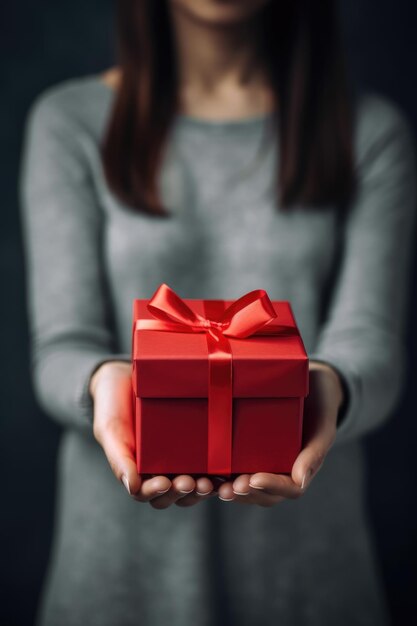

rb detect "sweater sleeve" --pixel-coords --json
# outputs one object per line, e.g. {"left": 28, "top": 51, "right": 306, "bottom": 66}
{"left": 309, "top": 96, "right": 417, "bottom": 447}
{"left": 19, "top": 90, "right": 130, "bottom": 432}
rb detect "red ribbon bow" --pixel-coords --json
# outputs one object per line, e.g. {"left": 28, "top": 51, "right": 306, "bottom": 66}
{"left": 135, "top": 283, "right": 278, "bottom": 475}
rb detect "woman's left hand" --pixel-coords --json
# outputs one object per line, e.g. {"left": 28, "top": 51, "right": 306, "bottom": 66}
{"left": 216, "top": 361, "right": 345, "bottom": 506}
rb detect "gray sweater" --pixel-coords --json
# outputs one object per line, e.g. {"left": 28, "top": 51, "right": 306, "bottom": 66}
{"left": 20, "top": 75, "right": 416, "bottom": 626}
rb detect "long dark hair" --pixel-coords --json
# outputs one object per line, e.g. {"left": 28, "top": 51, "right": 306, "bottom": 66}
{"left": 102, "top": 0, "right": 356, "bottom": 215}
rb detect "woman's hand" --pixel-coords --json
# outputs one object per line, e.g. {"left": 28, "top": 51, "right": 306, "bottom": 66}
{"left": 90, "top": 361, "right": 217, "bottom": 508}
{"left": 216, "top": 361, "right": 345, "bottom": 505}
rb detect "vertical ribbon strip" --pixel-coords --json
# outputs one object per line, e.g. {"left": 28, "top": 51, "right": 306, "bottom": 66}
{"left": 135, "top": 283, "right": 278, "bottom": 474}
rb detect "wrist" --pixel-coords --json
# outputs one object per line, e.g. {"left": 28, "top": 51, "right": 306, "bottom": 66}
{"left": 89, "top": 360, "right": 131, "bottom": 399}
{"left": 309, "top": 360, "right": 345, "bottom": 413}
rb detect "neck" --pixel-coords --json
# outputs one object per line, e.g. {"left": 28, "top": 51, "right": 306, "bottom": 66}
{"left": 168, "top": 6, "right": 268, "bottom": 93}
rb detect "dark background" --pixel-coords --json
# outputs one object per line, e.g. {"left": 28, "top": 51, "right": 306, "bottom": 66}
{"left": 1, "top": 1, "right": 416, "bottom": 625}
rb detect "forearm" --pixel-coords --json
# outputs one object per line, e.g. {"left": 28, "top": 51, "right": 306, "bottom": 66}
{"left": 32, "top": 347, "right": 130, "bottom": 430}
{"left": 308, "top": 98, "right": 416, "bottom": 447}
{"left": 309, "top": 325, "right": 406, "bottom": 447}
{"left": 19, "top": 92, "right": 133, "bottom": 432}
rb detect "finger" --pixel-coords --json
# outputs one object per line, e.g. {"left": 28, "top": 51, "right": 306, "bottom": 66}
{"left": 217, "top": 475, "right": 263, "bottom": 501}
{"left": 149, "top": 475, "right": 196, "bottom": 510}
{"left": 175, "top": 476, "right": 216, "bottom": 507}
{"left": 232, "top": 474, "right": 252, "bottom": 496}
{"left": 195, "top": 476, "right": 215, "bottom": 496}
{"left": 231, "top": 474, "right": 255, "bottom": 504}
{"left": 217, "top": 480, "right": 236, "bottom": 502}
{"left": 218, "top": 477, "right": 287, "bottom": 506}
{"left": 248, "top": 472, "right": 303, "bottom": 499}
{"left": 230, "top": 472, "right": 301, "bottom": 501}
{"left": 133, "top": 475, "right": 172, "bottom": 502}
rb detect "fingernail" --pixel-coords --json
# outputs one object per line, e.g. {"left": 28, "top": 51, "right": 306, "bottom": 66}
{"left": 156, "top": 487, "right": 170, "bottom": 495}
{"left": 301, "top": 468, "right": 313, "bottom": 491}
{"left": 196, "top": 491, "right": 211, "bottom": 496}
{"left": 233, "top": 490, "right": 250, "bottom": 496}
{"left": 248, "top": 482, "right": 265, "bottom": 490}
{"left": 219, "top": 496, "right": 234, "bottom": 501}
{"left": 121, "top": 474, "right": 131, "bottom": 495}
{"left": 179, "top": 488, "right": 194, "bottom": 495}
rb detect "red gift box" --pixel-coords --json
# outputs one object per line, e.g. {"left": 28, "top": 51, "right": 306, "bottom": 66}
{"left": 131, "top": 283, "right": 309, "bottom": 476}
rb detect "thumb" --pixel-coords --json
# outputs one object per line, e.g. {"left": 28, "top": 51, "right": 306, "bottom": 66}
{"left": 98, "top": 421, "right": 142, "bottom": 496}
{"left": 291, "top": 418, "right": 336, "bottom": 491}
{"left": 92, "top": 364, "right": 142, "bottom": 496}
{"left": 292, "top": 363, "right": 341, "bottom": 491}
{"left": 291, "top": 445, "right": 326, "bottom": 492}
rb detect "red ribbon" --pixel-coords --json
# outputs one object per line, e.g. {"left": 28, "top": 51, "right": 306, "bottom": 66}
{"left": 135, "top": 283, "right": 278, "bottom": 475}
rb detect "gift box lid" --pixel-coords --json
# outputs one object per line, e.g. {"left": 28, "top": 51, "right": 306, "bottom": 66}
{"left": 132, "top": 298, "right": 309, "bottom": 399}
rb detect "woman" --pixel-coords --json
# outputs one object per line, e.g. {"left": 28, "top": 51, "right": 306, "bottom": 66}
{"left": 20, "top": 1, "right": 416, "bottom": 625}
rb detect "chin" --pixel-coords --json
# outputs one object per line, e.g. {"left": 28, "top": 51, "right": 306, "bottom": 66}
{"left": 170, "top": 0, "right": 271, "bottom": 26}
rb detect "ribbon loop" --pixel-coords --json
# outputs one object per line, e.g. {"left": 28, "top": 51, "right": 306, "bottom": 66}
{"left": 147, "top": 282, "right": 202, "bottom": 327}
{"left": 220, "top": 288, "right": 277, "bottom": 338}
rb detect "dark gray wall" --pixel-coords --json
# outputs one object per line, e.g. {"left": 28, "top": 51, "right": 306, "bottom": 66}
{"left": 1, "top": 2, "right": 416, "bottom": 624}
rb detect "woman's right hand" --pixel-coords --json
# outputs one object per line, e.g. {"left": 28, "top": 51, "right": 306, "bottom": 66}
{"left": 90, "top": 361, "right": 217, "bottom": 508}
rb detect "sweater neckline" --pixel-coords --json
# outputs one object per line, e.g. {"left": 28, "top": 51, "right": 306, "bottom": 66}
{"left": 92, "top": 74, "right": 276, "bottom": 131}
